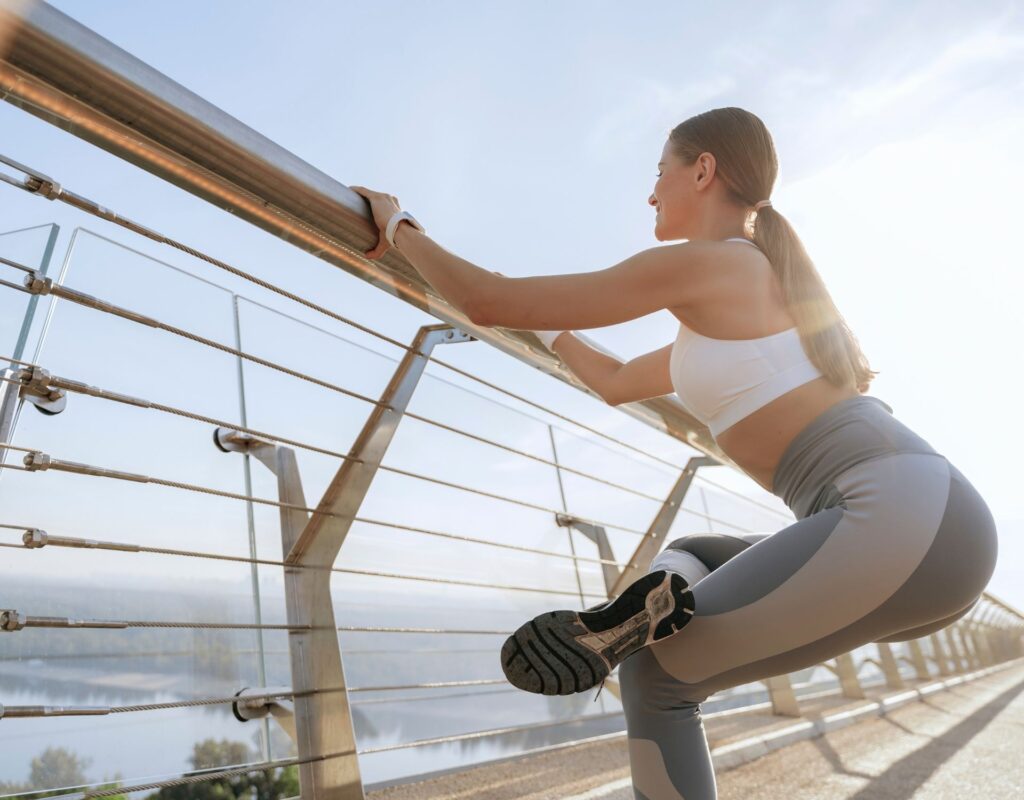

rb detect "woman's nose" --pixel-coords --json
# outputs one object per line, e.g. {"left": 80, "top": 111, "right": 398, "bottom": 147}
{"left": 648, "top": 194, "right": 657, "bottom": 206}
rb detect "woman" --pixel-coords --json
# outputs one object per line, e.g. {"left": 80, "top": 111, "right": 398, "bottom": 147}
{"left": 352, "top": 106, "right": 998, "bottom": 800}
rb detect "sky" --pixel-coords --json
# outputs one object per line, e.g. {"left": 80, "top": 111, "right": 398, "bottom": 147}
{"left": 1, "top": 0, "right": 1022, "bottom": 603}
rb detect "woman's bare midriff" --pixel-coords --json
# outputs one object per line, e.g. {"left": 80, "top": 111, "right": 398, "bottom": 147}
{"left": 669, "top": 264, "right": 859, "bottom": 495}
{"left": 709, "top": 377, "right": 858, "bottom": 494}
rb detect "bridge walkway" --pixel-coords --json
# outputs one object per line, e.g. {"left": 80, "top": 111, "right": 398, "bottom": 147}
{"left": 367, "top": 660, "right": 1024, "bottom": 799}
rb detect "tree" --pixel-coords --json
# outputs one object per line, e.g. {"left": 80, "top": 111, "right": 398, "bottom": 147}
{"left": 29, "top": 747, "right": 90, "bottom": 790}
{"left": 0, "top": 747, "right": 128, "bottom": 800}
{"left": 145, "top": 739, "right": 298, "bottom": 800}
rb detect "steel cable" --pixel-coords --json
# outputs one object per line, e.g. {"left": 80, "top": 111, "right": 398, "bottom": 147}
{"left": 1, "top": 441, "right": 665, "bottom": 537}
{"left": 0, "top": 362, "right": 673, "bottom": 506}
{"left": 4, "top": 515, "right": 628, "bottom": 569}
{"left": 52, "top": 748, "right": 354, "bottom": 800}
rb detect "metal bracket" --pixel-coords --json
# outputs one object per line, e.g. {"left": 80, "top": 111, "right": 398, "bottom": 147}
{"left": 556, "top": 513, "right": 619, "bottom": 595}
{"left": 16, "top": 366, "right": 67, "bottom": 415}
{"left": 213, "top": 427, "right": 271, "bottom": 454}
{"left": 232, "top": 686, "right": 297, "bottom": 743}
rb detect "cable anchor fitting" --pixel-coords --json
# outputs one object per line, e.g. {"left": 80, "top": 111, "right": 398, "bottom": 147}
{"left": 0, "top": 610, "right": 25, "bottom": 632}
{"left": 0, "top": 154, "right": 62, "bottom": 199}
{"left": 22, "top": 452, "right": 52, "bottom": 472}
{"left": 16, "top": 366, "right": 67, "bottom": 415}
{"left": 22, "top": 529, "right": 48, "bottom": 548}
{"left": 22, "top": 272, "right": 53, "bottom": 296}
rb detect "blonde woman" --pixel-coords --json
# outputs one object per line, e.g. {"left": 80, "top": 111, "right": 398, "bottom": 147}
{"left": 352, "top": 106, "right": 997, "bottom": 800}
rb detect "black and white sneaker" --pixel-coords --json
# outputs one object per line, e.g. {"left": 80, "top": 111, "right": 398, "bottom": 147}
{"left": 500, "top": 569, "right": 695, "bottom": 696}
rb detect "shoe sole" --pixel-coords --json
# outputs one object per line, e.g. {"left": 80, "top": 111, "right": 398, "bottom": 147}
{"left": 500, "top": 570, "right": 695, "bottom": 696}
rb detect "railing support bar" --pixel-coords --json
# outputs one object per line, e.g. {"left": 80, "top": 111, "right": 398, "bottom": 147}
{"left": 610, "top": 455, "right": 720, "bottom": 598}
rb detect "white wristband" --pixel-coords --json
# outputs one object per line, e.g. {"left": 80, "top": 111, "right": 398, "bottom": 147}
{"left": 385, "top": 210, "right": 425, "bottom": 248}
{"left": 535, "top": 330, "right": 569, "bottom": 349}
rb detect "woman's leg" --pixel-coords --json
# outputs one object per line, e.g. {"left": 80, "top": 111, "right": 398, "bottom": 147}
{"left": 618, "top": 453, "right": 997, "bottom": 800}
{"left": 648, "top": 530, "right": 773, "bottom": 588}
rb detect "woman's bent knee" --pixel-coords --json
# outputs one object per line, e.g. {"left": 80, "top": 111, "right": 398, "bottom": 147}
{"left": 619, "top": 647, "right": 709, "bottom": 711}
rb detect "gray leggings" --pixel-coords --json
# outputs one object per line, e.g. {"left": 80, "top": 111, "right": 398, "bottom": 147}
{"left": 619, "top": 395, "right": 998, "bottom": 800}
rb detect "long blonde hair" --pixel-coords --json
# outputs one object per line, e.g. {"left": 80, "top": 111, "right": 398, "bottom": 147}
{"left": 669, "top": 107, "right": 878, "bottom": 393}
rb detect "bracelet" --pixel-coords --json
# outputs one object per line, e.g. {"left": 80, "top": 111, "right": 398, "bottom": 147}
{"left": 385, "top": 210, "right": 425, "bottom": 248}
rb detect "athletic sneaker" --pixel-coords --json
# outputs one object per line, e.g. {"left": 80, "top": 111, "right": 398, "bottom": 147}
{"left": 500, "top": 569, "right": 695, "bottom": 696}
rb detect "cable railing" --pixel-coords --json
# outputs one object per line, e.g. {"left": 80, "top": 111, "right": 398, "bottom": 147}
{"left": 0, "top": 4, "right": 1022, "bottom": 800}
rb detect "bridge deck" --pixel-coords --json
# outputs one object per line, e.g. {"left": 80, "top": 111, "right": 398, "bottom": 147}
{"left": 367, "top": 660, "right": 1024, "bottom": 799}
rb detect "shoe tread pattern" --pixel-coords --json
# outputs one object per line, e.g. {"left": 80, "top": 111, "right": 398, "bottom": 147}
{"left": 500, "top": 570, "right": 695, "bottom": 695}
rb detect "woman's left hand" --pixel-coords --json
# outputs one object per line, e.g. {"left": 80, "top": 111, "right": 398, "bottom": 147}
{"left": 350, "top": 185, "right": 403, "bottom": 259}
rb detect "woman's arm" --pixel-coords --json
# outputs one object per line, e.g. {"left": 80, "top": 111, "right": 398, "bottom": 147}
{"left": 548, "top": 336, "right": 676, "bottom": 406}
{"left": 355, "top": 186, "right": 740, "bottom": 331}
{"left": 547, "top": 332, "right": 625, "bottom": 404}
{"left": 392, "top": 222, "right": 497, "bottom": 321}
{"left": 394, "top": 223, "right": 740, "bottom": 330}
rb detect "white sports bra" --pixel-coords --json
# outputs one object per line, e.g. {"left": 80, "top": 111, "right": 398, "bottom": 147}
{"left": 669, "top": 237, "right": 824, "bottom": 438}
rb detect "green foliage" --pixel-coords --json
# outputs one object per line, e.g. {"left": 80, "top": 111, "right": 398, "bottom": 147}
{"left": 1, "top": 740, "right": 295, "bottom": 800}
{"left": 0, "top": 747, "right": 105, "bottom": 799}
{"left": 145, "top": 739, "right": 299, "bottom": 800}
{"left": 29, "top": 747, "right": 91, "bottom": 790}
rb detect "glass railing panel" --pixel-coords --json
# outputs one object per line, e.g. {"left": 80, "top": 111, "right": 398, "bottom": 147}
{"left": 0, "top": 229, "right": 273, "bottom": 788}
{"left": 0, "top": 223, "right": 58, "bottom": 369}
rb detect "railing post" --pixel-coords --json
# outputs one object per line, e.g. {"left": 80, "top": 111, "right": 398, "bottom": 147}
{"left": 976, "top": 606, "right": 999, "bottom": 665}
{"left": 556, "top": 516, "right": 617, "bottom": 598}
{"left": 7, "top": 222, "right": 60, "bottom": 366}
{"left": 975, "top": 624, "right": 994, "bottom": 666}
{"left": 834, "top": 653, "right": 865, "bottom": 699}
{"left": 904, "top": 639, "right": 931, "bottom": 681}
{"left": 954, "top": 625, "right": 976, "bottom": 670}
{"left": 929, "top": 633, "right": 952, "bottom": 675}
{"left": 765, "top": 674, "right": 801, "bottom": 716}
{"left": 1012, "top": 624, "right": 1024, "bottom": 659}
{"left": 876, "top": 643, "right": 905, "bottom": 689}
{"left": 215, "top": 323, "right": 475, "bottom": 799}
{"left": 941, "top": 628, "right": 966, "bottom": 673}
{"left": 955, "top": 622, "right": 981, "bottom": 670}
{"left": 0, "top": 370, "right": 18, "bottom": 461}
{"left": 547, "top": 425, "right": 588, "bottom": 610}
{"left": 0, "top": 223, "right": 62, "bottom": 474}
{"left": 611, "top": 455, "right": 720, "bottom": 598}
{"left": 994, "top": 620, "right": 1008, "bottom": 662}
